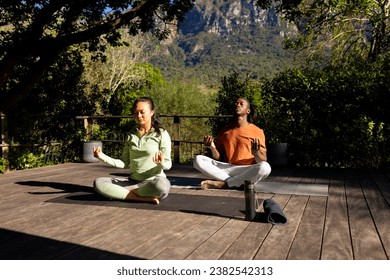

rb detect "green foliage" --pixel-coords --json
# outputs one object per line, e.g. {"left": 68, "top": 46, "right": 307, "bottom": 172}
{"left": 11, "top": 152, "right": 45, "bottom": 170}
{"left": 258, "top": 62, "right": 390, "bottom": 168}
{"left": 90, "top": 65, "right": 218, "bottom": 163}
{"left": 0, "top": 158, "right": 8, "bottom": 174}
{"left": 0, "top": 0, "right": 195, "bottom": 111}
{"left": 93, "top": 63, "right": 166, "bottom": 139}
{"left": 209, "top": 71, "right": 262, "bottom": 135}
{"left": 147, "top": 76, "right": 217, "bottom": 145}
{"left": 257, "top": 0, "right": 390, "bottom": 64}
{"left": 124, "top": 74, "right": 217, "bottom": 162}
{"left": 7, "top": 50, "right": 94, "bottom": 146}
{"left": 208, "top": 58, "right": 389, "bottom": 169}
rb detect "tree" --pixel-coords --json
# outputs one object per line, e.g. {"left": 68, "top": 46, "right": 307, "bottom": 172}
{"left": 7, "top": 48, "right": 93, "bottom": 147}
{"left": 82, "top": 30, "right": 156, "bottom": 94}
{"left": 256, "top": 0, "right": 390, "bottom": 64}
{"left": 0, "top": 0, "right": 195, "bottom": 112}
{"left": 81, "top": 29, "right": 157, "bottom": 116}
{"left": 209, "top": 71, "right": 261, "bottom": 136}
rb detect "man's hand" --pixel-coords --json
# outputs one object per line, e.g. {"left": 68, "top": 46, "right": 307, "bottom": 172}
{"left": 251, "top": 137, "right": 266, "bottom": 162}
{"left": 250, "top": 138, "right": 261, "bottom": 153}
{"left": 203, "top": 135, "right": 216, "bottom": 148}
{"left": 203, "top": 135, "right": 220, "bottom": 160}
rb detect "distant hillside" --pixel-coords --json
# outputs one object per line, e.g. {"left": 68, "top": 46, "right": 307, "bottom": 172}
{"left": 149, "top": 0, "right": 300, "bottom": 85}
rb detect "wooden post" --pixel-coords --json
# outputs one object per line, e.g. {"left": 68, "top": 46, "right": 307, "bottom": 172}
{"left": 173, "top": 115, "right": 180, "bottom": 163}
{"left": 83, "top": 117, "right": 93, "bottom": 140}
{"left": 0, "top": 112, "right": 10, "bottom": 172}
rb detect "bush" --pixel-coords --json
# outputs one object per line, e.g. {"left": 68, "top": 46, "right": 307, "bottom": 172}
{"left": 258, "top": 63, "right": 390, "bottom": 169}
{"left": 0, "top": 158, "right": 8, "bottom": 174}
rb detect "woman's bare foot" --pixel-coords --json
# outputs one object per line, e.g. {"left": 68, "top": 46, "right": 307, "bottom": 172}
{"left": 125, "top": 190, "right": 159, "bottom": 204}
{"left": 200, "top": 180, "right": 227, "bottom": 189}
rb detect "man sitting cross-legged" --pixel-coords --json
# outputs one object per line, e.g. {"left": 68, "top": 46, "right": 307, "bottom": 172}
{"left": 193, "top": 97, "right": 271, "bottom": 189}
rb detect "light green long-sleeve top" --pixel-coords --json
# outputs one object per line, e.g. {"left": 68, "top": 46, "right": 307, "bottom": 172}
{"left": 98, "top": 128, "right": 172, "bottom": 181}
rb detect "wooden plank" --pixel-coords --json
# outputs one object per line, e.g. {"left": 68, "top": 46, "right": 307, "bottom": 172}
{"left": 344, "top": 170, "right": 386, "bottom": 259}
{"left": 253, "top": 194, "right": 307, "bottom": 260}
{"left": 155, "top": 216, "right": 230, "bottom": 260}
{"left": 129, "top": 214, "right": 211, "bottom": 259}
{"left": 370, "top": 171, "right": 390, "bottom": 211}
{"left": 0, "top": 163, "right": 87, "bottom": 182}
{"left": 364, "top": 172, "right": 390, "bottom": 258}
{"left": 287, "top": 196, "right": 327, "bottom": 259}
{"left": 68, "top": 210, "right": 197, "bottom": 258}
{"left": 185, "top": 218, "right": 249, "bottom": 260}
{"left": 321, "top": 168, "right": 353, "bottom": 259}
{"left": 267, "top": 166, "right": 297, "bottom": 183}
{"left": 360, "top": 173, "right": 390, "bottom": 259}
{"left": 219, "top": 192, "right": 274, "bottom": 260}
{"left": 1, "top": 163, "right": 390, "bottom": 260}
{"left": 287, "top": 167, "right": 328, "bottom": 259}
{"left": 0, "top": 200, "right": 100, "bottom": 231}
{"left": 219, "top": 221, "right": 272, "bottom": 259}
{"left": 59, "top": 209, "right": 176, "bottom": 259}
{"left": 0, "top": 205, "right": 132, "bottom": 259}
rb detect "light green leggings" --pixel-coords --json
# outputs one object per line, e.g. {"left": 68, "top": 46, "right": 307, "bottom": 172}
{"left": 93, "top": 176, "right": 171, "bottom": 200}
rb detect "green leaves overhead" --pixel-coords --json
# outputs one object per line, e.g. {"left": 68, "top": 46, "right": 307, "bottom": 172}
{"left": 0, "top": 0, "right": 195, "bottom": 111}
{"left": 257, "top": 0, "right": 390, "bottom": 64}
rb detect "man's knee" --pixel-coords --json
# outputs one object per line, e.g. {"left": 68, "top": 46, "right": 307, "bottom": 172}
{"left": 193, "top": 155, "right": 205, "bottom": 171}
{"left": 258, "top": 161, "right": 272, "bottom": 177}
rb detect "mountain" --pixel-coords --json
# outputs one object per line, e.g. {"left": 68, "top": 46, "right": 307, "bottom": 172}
{"left": 149, "top": 0, "right": 300, "bottom": 85}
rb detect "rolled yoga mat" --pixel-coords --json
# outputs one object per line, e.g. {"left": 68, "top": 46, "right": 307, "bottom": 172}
{"left": 263, "top": 198, "right": 288, "bottom": 225}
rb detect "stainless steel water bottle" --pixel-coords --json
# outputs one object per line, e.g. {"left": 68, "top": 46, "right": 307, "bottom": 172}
{"left": 244, "top": 180, "right": 256, "bottom": 221}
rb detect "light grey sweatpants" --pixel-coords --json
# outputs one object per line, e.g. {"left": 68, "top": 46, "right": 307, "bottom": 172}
{"left": 93, "top": 176, "right": 171, "bottom": 200}
{"left": 193, "top": 155, "right": 271, "bottom": 188}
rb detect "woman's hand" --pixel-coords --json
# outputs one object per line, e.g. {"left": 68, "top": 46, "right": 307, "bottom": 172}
{"left": 153, "top": 151, "right": 164, "bottom": 163}
{"left": 93, "top": 146, "right": 102, "bottom": 158}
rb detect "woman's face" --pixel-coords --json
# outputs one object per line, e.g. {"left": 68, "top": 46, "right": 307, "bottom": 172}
{"left": 133, "top": 101, "right": 154, "bottom": 126}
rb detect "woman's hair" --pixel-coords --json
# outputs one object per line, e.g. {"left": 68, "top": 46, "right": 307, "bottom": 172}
{"left": 132, "top": 96, "right": 164, "bottom": 136}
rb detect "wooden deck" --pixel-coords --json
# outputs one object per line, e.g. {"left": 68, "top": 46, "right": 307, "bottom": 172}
{"left": 0, "top": 162, "right": 389, "bottom": 260}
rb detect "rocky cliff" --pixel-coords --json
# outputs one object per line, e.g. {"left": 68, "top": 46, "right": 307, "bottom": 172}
{"left": 149, "top": 0, "right": 298, "bottom": 84}
{"left": 179, "top": 0, "right": 281, "bottom": 36}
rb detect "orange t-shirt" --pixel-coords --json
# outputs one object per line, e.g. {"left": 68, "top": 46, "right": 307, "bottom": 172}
{"left": 215, "top": 123, "right": 266, "bottom": 165}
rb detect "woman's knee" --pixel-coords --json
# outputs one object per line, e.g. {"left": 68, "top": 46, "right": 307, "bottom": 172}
{"left": 93, "top": 177, "right": 129, "bottom": 200}
{"left": 138, "top": 176, "right": 171, "bottom": 199}
{"left": 154, "top": 176, "right": 171, "bottom": 198}
{"left": 93, "top": 177, "right": 108, "bottom": 192}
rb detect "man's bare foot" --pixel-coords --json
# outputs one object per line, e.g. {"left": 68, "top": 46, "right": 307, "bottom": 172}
{"left": 125, "top": 190, "right": 159, "bottom": 204}
{"left": 200, "top": 180, "right": 227, "bottom": 189}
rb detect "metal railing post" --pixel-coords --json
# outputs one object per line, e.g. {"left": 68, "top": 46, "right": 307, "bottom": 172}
{"left": 173, "top": 115, "right": 180, "bottom": 163}
{"left": 84, "top": 117, "right": 93, "bottom": 140}
{"left": 0, "top": 112, "right": 10, "bottom": 172}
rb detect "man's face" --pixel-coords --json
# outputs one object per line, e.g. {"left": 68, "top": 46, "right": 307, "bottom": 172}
{"left": 235, "top": 98, "right": 250, "bottom": 116}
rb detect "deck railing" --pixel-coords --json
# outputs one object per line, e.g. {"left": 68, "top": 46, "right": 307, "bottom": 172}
{"left": 75, "top": 114, "right": 233, "bottom": 163}
{"left": 1, "top": 113, "right": 233, "bottom": 171}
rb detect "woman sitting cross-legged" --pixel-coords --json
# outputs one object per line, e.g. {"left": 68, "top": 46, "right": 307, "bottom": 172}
{"left": 93, "top": 97, "right": 172, "bottom": 204}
